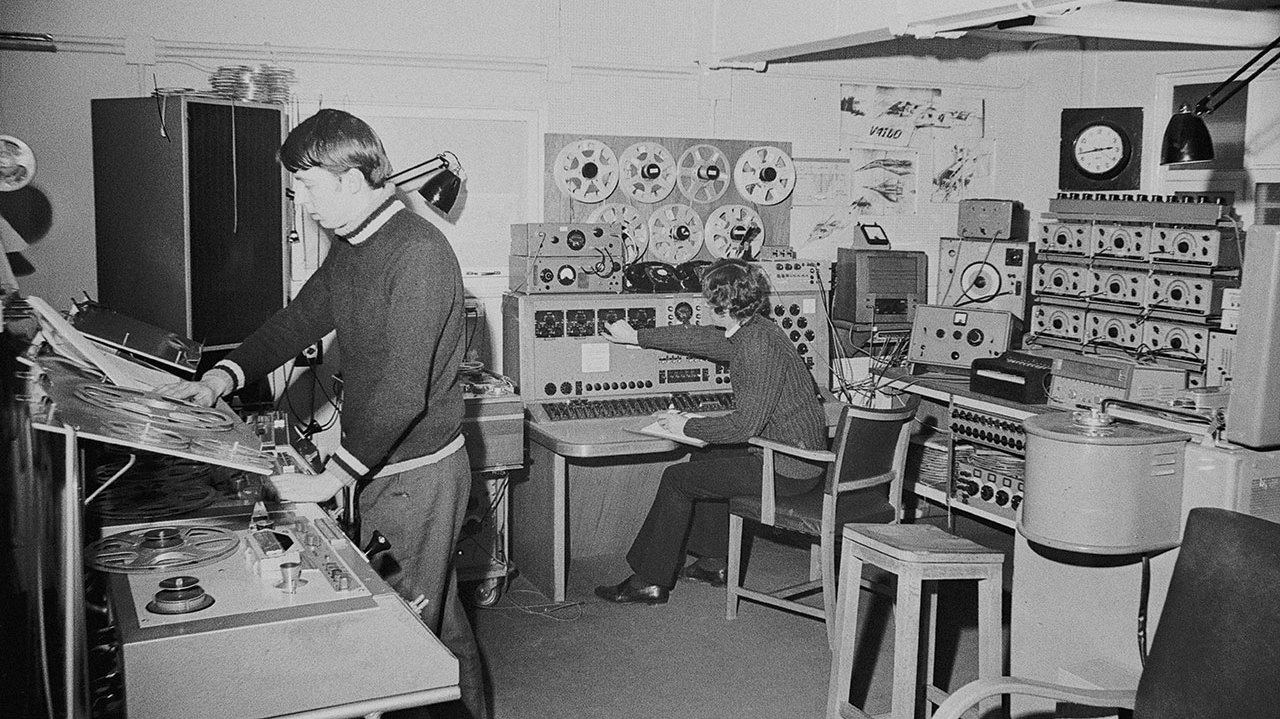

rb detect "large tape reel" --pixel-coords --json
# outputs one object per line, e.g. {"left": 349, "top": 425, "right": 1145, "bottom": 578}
{"left": 552, "top": 139, "right": 619, "bottom": 203}
{"left": 0, "top": 135, "right": 36, "bottom": 192}
{"left": 75, "top": 383, "right": 236, "bottom": 432}
{"left": 87, "top": 525, "right": 240, "bottom": 574}
{"left": 733, "top": 145, "right": 795, "bottom": 205}
{"left": 647, "top": 204, "right": 705, "bottom": 264}
{"left": 705, "top": 204, "right": 765, "bottom": 259}
{"left": 619, "top": 142, "right": 676, "bottom": 203}
{"left": 588, "top": 203, "right": 648, "bottom": 263}
{"left": 676, "top": 144, "right": 731, "bottom": 203}
{"left": 956, "top": 262, "right": 1003, "bottom": 303}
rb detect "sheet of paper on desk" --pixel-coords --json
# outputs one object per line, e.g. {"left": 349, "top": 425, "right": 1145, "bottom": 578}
{"left": 627, "top": 415, "right": 708, "bottom": 447}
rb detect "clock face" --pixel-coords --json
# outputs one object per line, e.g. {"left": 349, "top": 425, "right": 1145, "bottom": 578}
{"left": 1072, "top": 123, "right": 1128, "bottom": 178}
{"left": 1059, "top": 108, "right": 1143, "bottom": 191}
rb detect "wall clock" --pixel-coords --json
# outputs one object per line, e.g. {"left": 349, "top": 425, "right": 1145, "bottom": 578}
{"left": 1059, "top": 107, "right": 1143, "bottom": 191}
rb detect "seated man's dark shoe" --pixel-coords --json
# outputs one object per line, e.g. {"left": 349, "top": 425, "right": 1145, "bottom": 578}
{"left": 679, "top": 562, "right": 728, "bottom": 588}
{"left": 593, "top": 575, "right": 670, "bottom": 605}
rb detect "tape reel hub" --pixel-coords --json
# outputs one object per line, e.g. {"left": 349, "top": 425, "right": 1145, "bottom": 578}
{"left": 147, "top": 576, "right": 214, "bottom": 615}
{"left": 142, "top": 527, "right": 183, "bottom": 549}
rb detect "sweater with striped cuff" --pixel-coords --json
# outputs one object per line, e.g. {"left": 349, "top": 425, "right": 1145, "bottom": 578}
{"left": 636, "top": 315, "right": 826, "bottom": 480}
{"left": 213, "top": 197, "right": 466, "bottom": 484}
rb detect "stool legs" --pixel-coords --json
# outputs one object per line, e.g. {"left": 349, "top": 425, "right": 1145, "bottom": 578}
{"left": 826, "top": 543, "right": 865, "bottom": 719}
{"left": 975, "top": 571, "right": 1004, "bottom": 718}
{"left": 891, "top": 568, "right": 924, "bottom": 719}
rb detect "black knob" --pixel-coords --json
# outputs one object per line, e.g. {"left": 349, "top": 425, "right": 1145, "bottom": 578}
{"left": 362, "top": 530, "right": 391, "bottom": 559}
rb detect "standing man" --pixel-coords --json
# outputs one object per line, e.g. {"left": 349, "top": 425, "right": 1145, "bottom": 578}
{"left": 159, "top": 109, "right": 487, "bottom": 718}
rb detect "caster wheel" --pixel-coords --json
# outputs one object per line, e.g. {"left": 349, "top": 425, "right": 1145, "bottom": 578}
{"left": 472, "top": 578, "right": 503, "bottom": 607}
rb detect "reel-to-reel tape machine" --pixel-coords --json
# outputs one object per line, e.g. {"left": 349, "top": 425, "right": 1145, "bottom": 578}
{"left": 545, "top": 134, "right": 794, "bottom": 266}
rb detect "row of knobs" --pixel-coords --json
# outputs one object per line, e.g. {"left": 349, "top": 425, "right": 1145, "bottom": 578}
{"left": 955, "top": 478, "right": 1023, "bottom": 509}
{"left": 1057, "top": 192, "right": 1224, "bottom": 204}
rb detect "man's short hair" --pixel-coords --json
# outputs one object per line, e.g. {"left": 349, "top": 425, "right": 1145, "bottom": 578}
{"left": 702, "top": 258, "right": 771, "bottom": 322}
{"left": 278, "top": 109, "right": 392, "bottom": 188}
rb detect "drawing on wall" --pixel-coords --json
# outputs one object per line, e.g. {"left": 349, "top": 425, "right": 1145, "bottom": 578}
{"left": 792, "top": 158, "right": 853, "bottom": 206}
{"left": 790, "top": 205, "right": 869, "bottom": 259}
{"left": 840, "top": 84, "right": 942, "bottom": 148}
{"left": 849, "top": 147, "right": 917, "bottom": 215}
{"left": 917, "top": 97, "right": 986, "bottom": 139}
{"left": 930, "top": 139, "right": 994, "bottom": 203}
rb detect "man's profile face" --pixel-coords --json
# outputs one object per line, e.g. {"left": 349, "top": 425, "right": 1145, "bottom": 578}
{"left": 292, "top": 166, "right": 360, "bottom": 231}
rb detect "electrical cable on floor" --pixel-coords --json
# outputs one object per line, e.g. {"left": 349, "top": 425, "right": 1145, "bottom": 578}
{"left": 478, "top": 588, "right": 585, "bottom": 622}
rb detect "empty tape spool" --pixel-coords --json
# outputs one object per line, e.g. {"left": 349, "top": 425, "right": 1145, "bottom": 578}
{"left": 619, "top": 142, "right": 676, "bottom": 203}
{"left": 75, "top": 384, "right": 235, "bottom": 432}
{"left": 704, "top": 204, "right": 765, "bottom": 259}
{"left": 647, "top": 204, "right": 705, "bottom": 264}
{"left": 552, "top": 139, "right": 619, "bottom": 203}
{"left": 956, "top": 262, "right": 1002, "bottom": 303}
{"left": 87, "top": 525, "right": 240, "bottom": 574}
{"left": 588, "top": 203, "right": 648, "bottom": 263}
{"left": 733, "top": 145, "right": 795, "bottom": 205}
{"left": 676, "top": 144, "right": 731, "bottom": 203}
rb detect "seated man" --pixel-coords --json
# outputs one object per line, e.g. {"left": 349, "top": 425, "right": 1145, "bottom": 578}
{"left": 594, "top": 258, "right": 827, "bottom": 604}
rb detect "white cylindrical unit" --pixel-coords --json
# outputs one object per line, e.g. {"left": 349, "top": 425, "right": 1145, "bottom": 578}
{"left": 1019, "top": 411, "right": 1190, "bottom": 554}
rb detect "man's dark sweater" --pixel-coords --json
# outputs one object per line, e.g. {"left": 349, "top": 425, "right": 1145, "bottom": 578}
{"left": 637, "top": 315, "right": 826, "bottom": 479}
{"left": 219, "top": 198, "right": 466, "bottom": 476}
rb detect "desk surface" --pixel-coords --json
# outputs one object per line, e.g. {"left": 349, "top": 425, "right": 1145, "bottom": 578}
{"left": 525, "top": 399, "right": 848, "bottom": 458}
{"left": 881, "top": 368, "right": 1056, "bottom": 421}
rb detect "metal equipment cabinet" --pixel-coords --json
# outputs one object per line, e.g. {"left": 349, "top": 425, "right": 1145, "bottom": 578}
{"left": 90, "top": 96, "right": 289, "bottom": 351}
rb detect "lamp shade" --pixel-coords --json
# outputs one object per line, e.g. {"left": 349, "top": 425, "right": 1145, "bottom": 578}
{"left": 419, "top": 167, "right": 462, "bottom": 213}
{"left": 1161, "top": 105, "right": 1214, "bottom": 166}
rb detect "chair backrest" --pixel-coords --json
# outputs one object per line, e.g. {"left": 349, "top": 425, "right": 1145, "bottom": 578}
{"left": 825, "top": 394, "right": 920, "bottom": 513}
{"left": 1133, "top": 507, "right": 1280, "bottom": 719}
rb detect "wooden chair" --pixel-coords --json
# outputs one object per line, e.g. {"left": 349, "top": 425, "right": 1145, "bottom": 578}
{"left": 726, "top": 394, "right": 920, "bottom": 647}
{"left": 930, "top": 507, "right": 1280, "bottom": 719}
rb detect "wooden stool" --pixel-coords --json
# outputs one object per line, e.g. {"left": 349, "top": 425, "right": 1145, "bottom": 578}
{"left": 826, "top": 523, "right": 1004, "bottom": 719}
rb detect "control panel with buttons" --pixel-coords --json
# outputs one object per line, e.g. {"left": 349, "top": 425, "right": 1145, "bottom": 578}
{"left": 504, "top": 289, "right": 827, "bottom": 405}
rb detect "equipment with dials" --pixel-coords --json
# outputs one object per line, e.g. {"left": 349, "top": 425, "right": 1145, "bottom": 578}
{"left": 502, "top": 289, "right": 827, "bottom": 408}
{"left": 830, "top": 249, "right": 928, "bottom": 354}
{"left": 89, "top": 504, "right": 457, "bottom": 719}
{"left": 509, "top": 222, "right": 624, "bottom": 294}
{"left": 938, "top": 237, "right": 1032, "bottom": 324}
{"left": 957, "top": 198, "right": 1027, "bottom": 241}
{"left": 1046, "top": 352, "right": 1186, "bottom": 410}
{"left": 907, "top": 304, "right": 1014, "bottom": 370}
{"left": 1029, "top": 194, "right": 1240, "bottom": 373}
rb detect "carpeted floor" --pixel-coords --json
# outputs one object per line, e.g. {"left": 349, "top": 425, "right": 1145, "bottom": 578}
{"left": 466, "top": 515, "right": 1012, "bottom": 719}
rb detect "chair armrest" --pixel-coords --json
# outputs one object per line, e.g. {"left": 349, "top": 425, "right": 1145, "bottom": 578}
{"left": 931, "top": 677, "right": 1137, "bottom": 719}
{"left": 747, "top": 436, "right": 835, "bottom": 463}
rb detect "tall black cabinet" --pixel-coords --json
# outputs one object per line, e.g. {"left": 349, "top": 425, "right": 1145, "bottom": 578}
{"left": 91, "top": 96, "right": 288, "bottom": 350}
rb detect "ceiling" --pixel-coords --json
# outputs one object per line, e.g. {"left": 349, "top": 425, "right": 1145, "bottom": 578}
{"left": 714, "top": 0, "right": 1280, "bottom": 66}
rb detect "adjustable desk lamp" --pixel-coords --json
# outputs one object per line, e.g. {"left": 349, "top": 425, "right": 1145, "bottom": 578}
{"left": 387, "top": 151, "right": 465, "bottom": 213}
{"left": 1161, "top": 35, "right": 1280, "bottom": 166}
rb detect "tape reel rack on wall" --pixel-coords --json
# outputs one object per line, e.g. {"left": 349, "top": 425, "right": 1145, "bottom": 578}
{"left": 545, "top": 133, "right": 795, "bottom": 292}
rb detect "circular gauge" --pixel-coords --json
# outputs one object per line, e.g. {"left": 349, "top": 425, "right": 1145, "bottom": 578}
{"left": 647, "top": 204, "right": 704, "bottom": 264}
